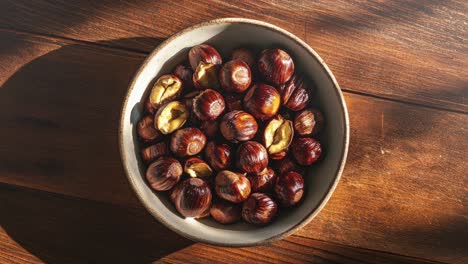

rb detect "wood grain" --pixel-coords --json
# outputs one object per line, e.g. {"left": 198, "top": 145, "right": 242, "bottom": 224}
{"left": 0, "top": 183, "right": 438, "bottom": 264}
{"left": 0, "top": 0, "right": 466, "bottom": 112}
{"left": 0, "top": 30, "right": 466, "bottom": 263}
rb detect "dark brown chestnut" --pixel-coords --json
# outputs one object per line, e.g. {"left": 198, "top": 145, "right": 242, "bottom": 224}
{"left": 170, "top": 178, "right": 212, "bottom": 218}
{"left": 210, "top": 199, "right": 242, "bottom": 224}
{"left": 144, "top": 97, "right": 156, "bottom": 114}
{"left": 224, "top": 94, "right": 243, "bottom": 112}
{"left": 279, "top": 75, "right": 313, "bottom": 111}
{"left": 247, "top": 167, "right": 277, "bottom": 193}
{"left": 188, "top": 44, "right": 222, "bottom": 70}
{"left": 200, "top": 119, "right": 219, "bottom": 138}
{"left": 263, "top": 115, "right": 294, "bottom": 159}
{"left": 184, "top": 157, "right": 213, "bottom": 179}
{"left": 243, "top": 83, "right": 280, "bottom": 120}
{"left": 219, "top": 59, "right": 252, "bottom": 93}
{"left": 170, "top": 127, "right": 207, "bottom": 157}
{"left": 236, "top": 141, "right": 268, "bottom": 174}
{"left": 141, "top": 142, "right": 169, "bottom": 163}
{"left": 149, "top": 74, "right": 183, "bottom": 109}
{"left": 294, "top": 108, "right": 324, "bottom": 136}
{"left": 291, "top": 137, "right": 322, "bottom": 165}
{"left": 193, "top": 89, "right": 225, "bottom": 121}
{"left": 220, "top": 110, "right": 258, "bottom": 142}
{"left": 274, "top": 156, "right": 306, "bottom": 175}
{"left": 242, "top": 193, "right": 278, "bottom": 225}
{"left": 137, "top": 115, "right": 162, "bottom": 142}
{"left": 192, "top": 62, "right": 220, "bottom": 90}
{"left": 146, "top": 157, "right": 182, "bottom": 191}
{"left": 258, "top": 48, "right": 294, "bottom": 86}
{"left": 215, "top": 170, "right": 251, "bottom": 203}
{"left": 205, "top": 141, "right": 233, "bottom": 171}
{"left": 154, "top": 101, "right": 189, "bottom": 134}
{"left": 172, "top": 64, "right": 194, "bottom": 90}
{"left": 231, "top": 48, "right": 256, "bottom": 70}
{"left": 274, "top": 171, "right": 304, "bottom": 207}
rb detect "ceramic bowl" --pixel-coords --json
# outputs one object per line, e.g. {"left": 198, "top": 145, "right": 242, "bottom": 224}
{"left": 120, "top": 18, "right": 349, "bottom": 246}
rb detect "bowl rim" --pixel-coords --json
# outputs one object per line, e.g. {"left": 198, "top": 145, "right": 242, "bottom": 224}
{"left": 119, "top": 17, "right": 350, "bottom": 247}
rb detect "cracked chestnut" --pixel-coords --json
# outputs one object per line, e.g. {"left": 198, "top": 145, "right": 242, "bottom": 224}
{"left": 184, "top": 157, "right": 213, "bottom": 179}
{"left": 149, "top": 74, "right": 183, "bottom": 109}
{"left": 188, "top": 44, "right": 222, "bottom": 70}
{"left": 192, "top": 62, "right": 220, "bottom": 89}
{"left": 263, "top": 115, "right": 294, "bottom": 159}
{"left": 154, "top": 101, "right": 189, "bottom": 134}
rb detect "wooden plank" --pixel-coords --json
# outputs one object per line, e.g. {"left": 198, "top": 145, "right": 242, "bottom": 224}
{"left": 0, "top": 184, "right": 438, "bottom": 264}
{"left": 0, "top": 29, "right": 466, "bottom": 262}
{"left": 0, "top": 1, "right": 466, "bottom": 112}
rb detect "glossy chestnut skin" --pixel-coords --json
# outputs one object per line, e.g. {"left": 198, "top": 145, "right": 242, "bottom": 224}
{"left": 215, "top": 170, "right": 251, "bottom": 203}
{"left": 210, "top": 199, "right": 242, "bottom": 224}
{"left": 231, "top": 48, "right": 256, "bottom": 70}
{"left": 224, "top": 94, "right": 243, "bottom": 112}
{"left": 243, "top": 83, "right": 280, "bottom": 120}
{"left": 146, "top": 157, "right": 182, "bottom": 191}
{"left": 170, "top": 178, "right": 212, "bottom": 218}
{"left": 192, "top": 62, "right": 220, "bottom": 90}
{"left": 279, "top": 75, "right": 312, "bottom": 111}
{"left": 247, "top": 167, "right": 277, "bottom": 193}
{"left": 236, "top": 141, "right": 268, "bottom": 174}
{"left": 294, "top": 108, "right": 324, "bottom": 136}
{"left": 291, "top": 137, "right": 322, "bottom": 165}
{"left": 188, "top": 44, "right": 222, "bottom": 70}
{"left": 137, "top": 115, "right": 161, "bottom": 142}
{"left": 274, "top": 156, "right": 306, "bottom": 175}
{"left": 219, "top": 59, "right": 252, "bottom": 93}
{"left": 141, "top": 142, "right": 169, "bottom": 163}
{"left": 193, "top": 89, "right": 225, "bottom": 121}
{"left": 170, "top": 127, "right": 206, "bottom": 157}
{"left": 172, "top": 64, "right": 194, "bottom": 90}
{"left": 274, "top": 171, "right": 304, "bottom": 207}
{"left": 258, "top": 49, "right": 294, "bottom": 86}
{"left": 242, "top": 193, "right": 278, "bottom": 225}
{"left": 184, "top": 157, "right": 213, "bottom": 179}
{"left": 220, "top": 110, "right": 258, "bottom": 142}
{"left": 200, "top": 119, "right": 219, "bottom": 138}
{"left": 205, "top": 141, "right": 233, "bottom": 171}
{"left": 149, "top": 74, "right": 183, "bottom": 109}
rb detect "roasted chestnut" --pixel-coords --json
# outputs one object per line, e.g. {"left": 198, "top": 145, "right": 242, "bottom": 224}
{"left": 279, "top": 75, "right": 313, "bottom": 111}
{"left": 236, "top": 141, "right": 268, "bottom": 174}
{"left": 172, "top": 64, "right": 194, "bottom": 90}
{"left": 154, "top": 101, "right": 189, "bottom": 134}
{"left": 200, "top": 119, "right": 219, "bottom": 138}
{"left": 144, "top": 97, "right": 156, "bottom": 114}
{"left": 263, "top": 115, "right": 294, "bottom": 159}
{"left": 193, "top": 89, "right": 225, "bottom": 120}
{"left": 170, "top": 177, "right": 212, "bottom": 218}
{"left": 210, "top": 199, "right": 242, "bottom": 224}
{"left": 258, "top": 48, "right": 294, "bottom": 86}
{"left": 294, "top": 108, "right": 324, "bottom": 136}
{"left": 184, "top": 157, "right": 213, "bottom": 179}
{"left": 149, "top": 74, "right": 183, "bottom": 109}
{"left": 274, "top": 171, "right": 304, "bottom": 207}
{"left": 205, "top": 141, "right": 233, "bottom": 171}
{"left": 192, "top": 62, "right": 220, "bottom": 90}
{"left": 220, "top": 110, "right": 258, "bottom": 142}
{"left": 215, "top": 170, "right": 251, "bottom": 203}
{"left": 231, "top": 48, "right": 256, "bottom": 70}
{"left": 137, "top": 115, "right": 161, "bottom": 142}
{"left": 146, "top": 157, "right": 182, "bottom": 191}
{"left": 188, "top": 44, "right": 222, "bottom": 70}
{"left": 274, "top": 156, "right": 306, "bottom": 175}
{"left": 242, "top": 193, "right": 278, "bottom": 225}
{"left": 141, "top": 142, "right": 169, "bottom": 163}
{"left": 219, "top": 59, "right": 252, "bottom": 93}
{"left": 291, "top": 137, "right": 322, "bottom": 165}
{"left": 224, "top": 93, "right": 243, "bottom": 112}
{"left": 243, "top": 83, "right": 280, "bottom": 120}
{"left": 247, "top": 167, "right": 277, "bottom": 193}
{"left": 170, "top": 127, "right": 206, "bottom": 157}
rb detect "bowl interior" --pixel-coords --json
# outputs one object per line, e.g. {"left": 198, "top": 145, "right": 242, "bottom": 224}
{"left": 121, "top": 19, "right": 348, "bottom": 246}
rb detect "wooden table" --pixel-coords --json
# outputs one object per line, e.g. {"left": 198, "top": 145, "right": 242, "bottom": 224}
{"left": 0, "top": 1, "right": 466, "bottom": 263}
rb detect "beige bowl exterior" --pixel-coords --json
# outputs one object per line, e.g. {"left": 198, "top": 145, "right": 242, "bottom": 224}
{"left": 120, "top": 18, "right": 349, "bottom": 246}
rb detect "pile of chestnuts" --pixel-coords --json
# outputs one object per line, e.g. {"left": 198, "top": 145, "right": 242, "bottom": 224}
{"left": 137, "top": 44, "right": 324, "bottom": 225}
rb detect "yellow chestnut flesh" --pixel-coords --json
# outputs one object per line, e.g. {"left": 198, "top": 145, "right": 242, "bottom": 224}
{"left": 149, "top": 74, "right": 183, "bottom": 109}
{"left": 264, "top": 115, "right": 294, "bottom": 155}
{"left": 155, "top": 101, "right": 189, "bottom": 134}
{"left": 184, "top": 157, "right": 213, "bottom": 179}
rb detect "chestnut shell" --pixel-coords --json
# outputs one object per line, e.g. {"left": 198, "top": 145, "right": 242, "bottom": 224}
{"left": 258, "top": 49, "right": 294, "bottom": 86}
{"left": 188, "top": 44, "right": 222, "bottom": 70}
{"left": 170, "top": 177, "right": 212, "bottom": 218}
{"left": 205, "top": 141, "right": 233, "bottom": 171}
{"left": 247, "top": 167, "right": 278, "bottom": 193}
{"left": 243, "top": 83, "right": 280, "bottom": 120}
{"left": 137, "top": 115, "right": 161, "bottom": 142}
{"left": 291, "top": 137, "right": 322, "bottom": 165}
{"left": 274, "top": 171, "right": 304, "bottom": 207}
{"left": 219, "top": 59, "right": 252, "bottom": 93}
{"left": 220, "top": 110, "right": 258, "bottom": 143}
{"left": 193, "top": 89, "right": 225, "bottom": 121}
{"left": 210, "top": 199, "right": 242, "bottom": 224}
{"left": 242, "top": 193, "right": 278, "bottom": 225}
{"left": 170, "top": 127, "right": 206, "bottom": 157}
{"left": 294, "top": 108, "right": 324, "bottom": 136}
{"left": 215, "top": 170, "right": 251, "bottom": 203}
{"left": 236, "top": 141, "right": 268, "bottom": 174}
{"left": 146, "top": 157, "right": 182, "bottom": 191}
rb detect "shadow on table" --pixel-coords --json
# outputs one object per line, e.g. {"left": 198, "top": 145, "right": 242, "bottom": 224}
{"left": 0, "top": 37, "right": 194, "bottom": 263}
